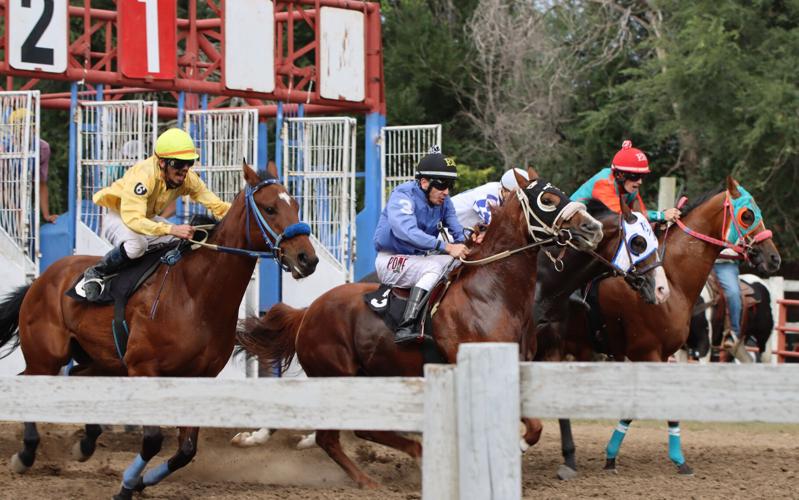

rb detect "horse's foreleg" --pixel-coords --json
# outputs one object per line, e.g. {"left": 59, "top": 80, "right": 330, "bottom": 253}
{"left": 10, "top": 422, "right": 39, "bottom": 473}
{"left": 113, "top": 425, "right": 164, "bottom": 500}
{"left": 316, "top": 430, "right": 379, "bottom": 489}
{"left": 603, "top": 419, "right": 632, "bottom": 473}
{"left": 72, "top": 424, "right": 103, "bottom": 462}
{"left": 353, "top": 430, "right": 421, "bottom": 459}
{"left": 667, "top": 421, "right": 694, "bottom": 475}
{"left": 556, "top": 418, "right": 578, "bottom": 480}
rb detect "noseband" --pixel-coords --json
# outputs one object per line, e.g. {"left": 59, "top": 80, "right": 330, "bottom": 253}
{"left": 244, "top": 179, "right": 311, "bottom": 270}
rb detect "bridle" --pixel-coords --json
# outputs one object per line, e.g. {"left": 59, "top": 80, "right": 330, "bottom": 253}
{"left": 459, "top": 181, "right": 589, "bottom": 267}
{"left": 673, "top": 191, "right": 773, "bottom": 264}
{"left": 188, "top": 179, "right": 311, "bottom": 271}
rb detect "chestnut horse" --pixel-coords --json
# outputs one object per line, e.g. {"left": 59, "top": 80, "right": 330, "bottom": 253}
{"left": 556, "top": 177, "right": 780, "bottom": 477}
{"left": 237, "top": 170, "right": 604, "bottom": 488}
{"left": 0, "top": 162, "right": 318, "bottom": 500}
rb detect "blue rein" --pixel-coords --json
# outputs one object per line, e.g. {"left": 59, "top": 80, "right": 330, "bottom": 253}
{"left": 210, "top": 179, "right": 311, "bottom": 270}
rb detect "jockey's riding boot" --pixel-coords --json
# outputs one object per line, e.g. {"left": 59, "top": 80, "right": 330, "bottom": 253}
{"left": 394, "top": 286, "right": 427, "bottom": 344}
{"left": 82, "top": 245, "right": 131, "bottom": 302}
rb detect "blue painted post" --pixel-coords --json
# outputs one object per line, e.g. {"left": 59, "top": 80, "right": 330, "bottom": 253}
{"left": 66, "top": 82, "right": 78, "bottom": 251}
{"left": 355, "top": 111, "right": 385, "bottom": 280}
{"left": 258, "top": 117, "right": 280, "bottom": 314}
{"left": 275, "top": 102, "right": 283, "bottom": 174}
{"left": 175, "top": 92, "right": 185, "bottom": 220}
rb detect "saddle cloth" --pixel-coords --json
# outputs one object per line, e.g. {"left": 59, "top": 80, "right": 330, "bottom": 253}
{"left": 65, "top": 241, "right": 190, "bottom": 359}
{"left": 363, "top": 283, "right": 448, "bottom": 363}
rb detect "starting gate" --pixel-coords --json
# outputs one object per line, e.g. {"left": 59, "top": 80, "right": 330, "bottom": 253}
{"left": 0, "top": 90, "right": 40, "bottom": 291}
{"left": 281, "top": 117, "right": 357, "bottom": 306}
{"left": 75, "top": 100, "right": 158, "bottom": 255}
{"left": 182, "top": 108, "right": 259, "bottom": 218}
{"left": 380, "top": 124, "right": 442, "bottom": 208}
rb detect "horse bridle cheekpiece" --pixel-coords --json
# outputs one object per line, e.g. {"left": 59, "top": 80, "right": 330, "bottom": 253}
{"left": 244, "top": 179, "right": 311, "bottom": 270}
{"left": 517, "top": 179, "right": 585, "bottom": 244}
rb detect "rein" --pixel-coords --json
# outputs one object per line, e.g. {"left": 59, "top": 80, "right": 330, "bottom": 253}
{"left": 186, "top": 179, "right": 311, "bottom": 271}
{"left": 673, "top": 194, "right": 773, "bottom": 262}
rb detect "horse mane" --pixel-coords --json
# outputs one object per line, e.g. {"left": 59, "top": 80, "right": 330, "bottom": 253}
{"left": 680, "top": 184, "right": 725, "bottom": 217}
{"left": 583, "top": 198, "right": 615, "bottom": 219}
{"left": 469, "top": 191, "right": 528, "bottom": 261}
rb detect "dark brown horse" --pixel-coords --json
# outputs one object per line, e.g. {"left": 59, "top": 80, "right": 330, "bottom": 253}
{"left": 557, "top": 177, "right": 780, "bottom": 477}
{"left": 237, "top": 170, "right": 604, "bottom": 488}
{"left": 0, "top": 162, "right": 318, "bottom": 500}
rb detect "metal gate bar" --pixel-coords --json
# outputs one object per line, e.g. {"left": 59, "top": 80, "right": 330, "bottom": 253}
{"left": 380, "top": 124, "right": 441, "bottom": 208}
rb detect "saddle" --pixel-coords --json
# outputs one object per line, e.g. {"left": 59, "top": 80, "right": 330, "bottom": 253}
{"left": 706, "top": 272, "right": 761, "bottom": 334}
{"left": 66, "top": 240, "right": 194, "bottom": 360}
{"left": 363, "top": 276, "right": 456, "bottom": 364}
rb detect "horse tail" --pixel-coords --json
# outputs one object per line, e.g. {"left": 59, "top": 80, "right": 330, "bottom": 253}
{"left": 236, "top": 303, "right": 307, "bottom": 372}
{"left": 0, "top": 285, "right": 31, "bottom": 359}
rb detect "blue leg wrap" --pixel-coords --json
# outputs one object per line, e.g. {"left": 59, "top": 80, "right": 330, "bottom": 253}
{"left": 142, "top": 461, "right": 171, "bottom": 487}
{"left": 668, "top": 422, "right": 685, "bottom": 465}
{"left": 122, "top": 454, "right": 148, "bottom": 490}
{"left": 605, "top": 420, "right": 631, "bottom": 459}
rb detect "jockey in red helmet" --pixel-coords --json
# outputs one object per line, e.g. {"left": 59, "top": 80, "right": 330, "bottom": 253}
{"left": 570, "top": 140, "right": 681, "bottom": 223}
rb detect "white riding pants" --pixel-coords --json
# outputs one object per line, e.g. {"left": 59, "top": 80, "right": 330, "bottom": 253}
{"left": 101, "top": 210, "right": 177, "bottom": 259}
{"left": 375, "top": 252, "right": 457, "bottom": 291}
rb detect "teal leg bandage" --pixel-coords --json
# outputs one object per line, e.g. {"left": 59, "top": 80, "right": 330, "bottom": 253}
{"left": 668, "top": 421, "right": 686, "bottom": 465}
{"left": 605, "top": 419, "right": 632, "bottom": 459}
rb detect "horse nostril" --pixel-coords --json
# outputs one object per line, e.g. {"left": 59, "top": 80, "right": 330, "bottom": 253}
{"left": 298, "top": 252, "right": 309, "bottom": 265}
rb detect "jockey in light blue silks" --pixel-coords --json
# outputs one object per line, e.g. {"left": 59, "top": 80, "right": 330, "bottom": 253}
{"left": 374, "top": 147, "right": 468, "bottom": 344}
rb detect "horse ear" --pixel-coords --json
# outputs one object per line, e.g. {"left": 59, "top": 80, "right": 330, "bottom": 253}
{"left": 267, "top": 160, "right": 279, "bottom": 180}
{"left": 619, "top": 197, "right": 636, "bottom": 224}
{"left": 242, "top": 161, "right": 260, "bottom": 187}
{"left": 515, "top": 167, "right": 537, "bottom": 189}
{"left": 726, "top": 176, "right": 741, "bottom": 198}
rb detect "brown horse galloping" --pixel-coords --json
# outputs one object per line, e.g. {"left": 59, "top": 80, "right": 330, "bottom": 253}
{"left": 0, "top": 162, "right": 318, "bottom": 500}
{"left": 237, "top": 170, "right": 604, "bottom": 488}
{"left": 558, "top": 177, "right": 780, "bottom": 477}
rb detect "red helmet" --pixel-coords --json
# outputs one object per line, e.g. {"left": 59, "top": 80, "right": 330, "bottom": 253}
{"left": 611, "top": 140, "right": 650, "bottom": 174}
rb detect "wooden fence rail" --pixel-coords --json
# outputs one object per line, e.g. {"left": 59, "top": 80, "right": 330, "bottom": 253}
{"left": 1, "top": 343, "right": 799, "bottom": 499}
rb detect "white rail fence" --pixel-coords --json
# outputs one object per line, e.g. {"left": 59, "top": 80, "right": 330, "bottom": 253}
{"left": 1, "top": 344, "right": 799, "bottom": 499}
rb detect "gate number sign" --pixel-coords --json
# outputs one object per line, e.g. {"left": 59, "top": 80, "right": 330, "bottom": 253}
{"left": 8, "top": 0, "right": 68, "bottom": 73}
{"left": 118, "top": 0, "right": 177, "bottom": 79}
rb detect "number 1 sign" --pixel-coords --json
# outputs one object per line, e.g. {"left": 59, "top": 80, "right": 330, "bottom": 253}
{"left": 118, "top": 0, "right": 176, "bottom": 79}
{"left": 8, "top": 0, "right": 68, "bottom": 73}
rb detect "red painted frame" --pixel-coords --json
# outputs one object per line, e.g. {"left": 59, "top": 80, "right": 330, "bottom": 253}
{"left": 0, "top": 0, "right": 385, "bottom": 117}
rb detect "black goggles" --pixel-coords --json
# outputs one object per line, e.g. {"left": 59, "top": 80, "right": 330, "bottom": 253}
{"left": 622, "top": 172, "right": 647, "bottom": 182}
{"left": 166, "top": 158, "right": 195, "bottom": 170}
{"left": 429, "top": 178, "right": 455, "bottom": 191}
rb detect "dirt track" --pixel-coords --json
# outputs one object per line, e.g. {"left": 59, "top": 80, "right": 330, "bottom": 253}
{"left": 0, "top": 420, "right": 797, "bottom": 499}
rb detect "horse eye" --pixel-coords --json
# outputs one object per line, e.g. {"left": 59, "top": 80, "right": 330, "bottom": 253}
{"left": 264, "top": 206, "right": 276, "bottom": 216}
{"left": 630, "top": 235, "right": 647, "bottom": 256}
{"left": 541, "top": 195, "right": 555, "bottom": 206}
{"left": 740, "top": 208, "right": 754, "bottom": 226}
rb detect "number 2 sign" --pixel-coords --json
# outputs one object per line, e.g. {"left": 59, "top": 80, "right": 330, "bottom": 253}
{"left": 118, "top": 0, "right": 176, "bottom": 79}
{"left": 8, "top": 0, "right": 68, "bottom": 73}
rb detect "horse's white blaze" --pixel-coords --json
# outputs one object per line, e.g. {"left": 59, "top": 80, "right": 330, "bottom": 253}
{"left": 654, "top": 266, "right": 670, "bottom": 304}
{"left": 278, "top": 192, "right": 292, "bottom": 206}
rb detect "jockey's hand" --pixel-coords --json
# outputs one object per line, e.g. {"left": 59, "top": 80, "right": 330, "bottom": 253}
{"left": 169, "top": 224, "right": 196, "bottom": 240}
{"left": 445, "top": 242, "right": 469, "bottom": 259}
{"left": 663, "top": 207, "right": 682, "bottom": 223}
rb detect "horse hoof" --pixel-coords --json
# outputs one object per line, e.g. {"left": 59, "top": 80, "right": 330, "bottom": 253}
{"left": 296, "top": 432, "right": 317, "bottom": 450}
{"left": 557, "top": 464, "right": 578, "bottom": 480}
{"left": 71, "top": 441, "right": 90, "bottom": 462}
{"left": 112, "top": 488, "right": 133, "bottom": 500}
{"left": 677, "top": 462, "right": 694, "bottom": 476}
{"left": 519, "top": 438, "right": 531, "bottom": 453}
{"left": 603, "top": 458, "right": 617, "bottom": 474}
{"left": 231, "top": 428, "right": 271, "bottom": 448}
{"left": 9, "top": 453, "right": 29, "bottom": 474}
{"left": 358, "top": 478, "right": 381, "bottom": 490}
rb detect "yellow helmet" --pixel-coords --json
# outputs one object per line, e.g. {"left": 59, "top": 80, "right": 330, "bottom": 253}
{"left": 9, "top": 108, "right": 30, "bottom": 123}
{"left": 155, "top": 128, "right": 199, "bottom": 160}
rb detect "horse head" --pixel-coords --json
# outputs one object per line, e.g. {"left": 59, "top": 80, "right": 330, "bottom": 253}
{"left": 242, "top": 161, "right": 319, "bottom": 278}
{"left": 616, "top": 200, "right": 669, "bottom": 304}
{"left": 725, "top": 177, "right": 781, "bottom": 274}
{"left": 514, "top": 168, "right": 603, "bottom": 252}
